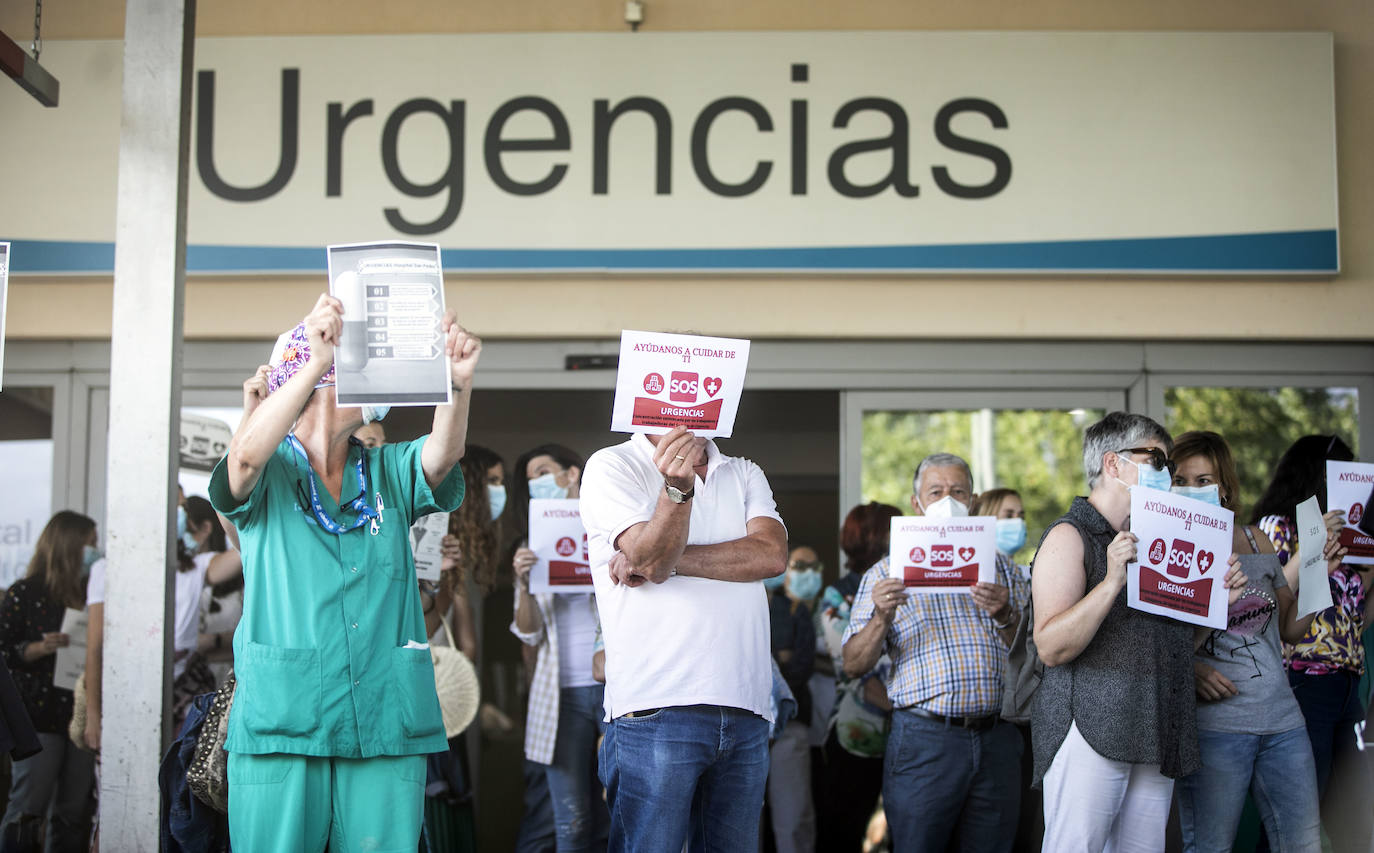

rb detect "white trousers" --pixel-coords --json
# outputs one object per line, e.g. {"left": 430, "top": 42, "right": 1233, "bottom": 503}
{"left": 1042, "top": 721, "right": 1174, "bottom": 853}
{"left": 767, "top": 719, "right": 815, "bottom": 853}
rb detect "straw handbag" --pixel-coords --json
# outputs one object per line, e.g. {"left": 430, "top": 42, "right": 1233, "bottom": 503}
{"left": 431, "top": 615, "right": 479, "bottom": 738}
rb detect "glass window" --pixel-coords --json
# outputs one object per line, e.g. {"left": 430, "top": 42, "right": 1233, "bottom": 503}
{"left": 0, "top": 388, "right": 55, "bottom": 590}
{"left": 1164, "top": 385, "right": 1359, "bottom": 514}
{"left": 861, "top": 407, "right": 1104, "bottom": 564}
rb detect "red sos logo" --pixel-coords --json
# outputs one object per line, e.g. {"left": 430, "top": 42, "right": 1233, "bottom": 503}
{"left": 1166, "top": 538, "right": 1195, "bottom": 579}
{"left": 643, "top": 373, "right": 664, "bottom": 394}
{"left": 1351, "top": 502, "right": 1365, "bottom": 526}
{"left": 908, "top": 546, "right": 926, "bottom": 563}
{"left": 670, "top": 371, "right": 699, "bottom": 403}
{"left": 930, "top": 544, "right": 954, "bottom": 568}
{"left": 1148, "top": 538, "right": 1167, "bottom": 565}
{"left": 555, "top": 537, "right": 577, "bottom": 557}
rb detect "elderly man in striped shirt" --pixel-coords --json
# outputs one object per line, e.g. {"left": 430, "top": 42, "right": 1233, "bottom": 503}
{"left": 842, "top": 452, "right": 1028, "bottom": 853}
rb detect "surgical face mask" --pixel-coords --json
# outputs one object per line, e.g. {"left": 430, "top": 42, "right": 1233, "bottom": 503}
{"left": 181, "top": 531, "right": 200, "bottom": 552}
{"left": 788, "top": 568, "right": 823, "bottom": 601}
{"left": 82, "top": 545, "right": 103, "bottom": 571}
{"left": 528, "top": 472, "right": 569, "bottom": 501}
{"left": 1118, "top": 454, "right": 1173, "bottom": 492}
{"left": 361, "top": 405, "right": 390, "bottom": 425}
{"left": 920, "top": 495, "right": 969, "bottom": 519}
{"left": 176, "top": 505, "right": 187, "bottom": 538}
{"left": 487, "top": 484, "right": 507, "bottom": 520}
{"left": 995, "top": 518, "right": 1027, "bottom": 555}
{"left": 762, "top": 573, "right": 786, "bottom": 592}
{"left": 1172, "top": 484, "right": 1221, "bottom": 507}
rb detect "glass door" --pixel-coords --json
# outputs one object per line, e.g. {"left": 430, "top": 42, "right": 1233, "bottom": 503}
{"left": 841, "top": 389, "right": 1127, "bottom": 564}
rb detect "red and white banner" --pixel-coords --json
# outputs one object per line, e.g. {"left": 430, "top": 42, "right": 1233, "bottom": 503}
{"left": 529, "top": 498, "right": 592, "bottom": 594}
{"left": 887, "top": 516, "right": 996, "bottom": 593}
{"left": 610, "top": 330, "right": 750, "bottom": 439}
{"left": 1327, "top": 460, "right": 1374, "bottom": 565}
{"left": 1127, "top": 488, "right": 1233, "bottom": 629}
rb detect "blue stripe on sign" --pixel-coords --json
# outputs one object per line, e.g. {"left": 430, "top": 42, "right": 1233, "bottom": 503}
{"left": 0, "top": 230, "right": 1339, "bottom": 274}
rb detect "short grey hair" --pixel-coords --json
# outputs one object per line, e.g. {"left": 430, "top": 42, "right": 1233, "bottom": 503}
{"left": 1082, "top": 412, "right": 1172, "bottom": 490}
{"left": 911, "top": 453, "right": 974, "bottom": 495}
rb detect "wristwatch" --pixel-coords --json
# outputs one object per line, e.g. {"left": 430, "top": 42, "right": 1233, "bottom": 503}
{"left": 664, "top": 482, "right": 695, "bottom": 504}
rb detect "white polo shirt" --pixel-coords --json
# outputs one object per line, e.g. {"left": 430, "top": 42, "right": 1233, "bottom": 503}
{"left": 581, "top": 434, "right": 783, "bottom": 722}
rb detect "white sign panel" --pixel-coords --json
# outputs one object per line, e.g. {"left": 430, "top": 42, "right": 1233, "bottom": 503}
{"left": 52, "top": 608, "right": 88, "bottom": 692}
{"left": 0, "top": 33, "right": 1338, "bottom": 275}
{"left": 327, "top": 241, "right": 451, "bottom": 407}
{"left": 887, "top": 516, "right": 996, "bottom": 593}
{"left": 1294, "top": 495, "right": 1334, "bottom": 618}
{"left": 409, "top": 511, "right": 450, "bottom": 582}
{"left": 0, "top": 242, "right": 8, "bottom": 390}
{"left": 1128, "top": 488, "right": 1232, "bottom": 629}
{"left": 611, "top": 331, "right": 749, "bottom": 438}
{"left": 0, "top": 439, "right": 54, "bottom": 589}
{"left": 529, "top": 498, "right": 592, "bottom": 594}
{"left": 1327, "top": 460, "right": 1374, "bottom": 565}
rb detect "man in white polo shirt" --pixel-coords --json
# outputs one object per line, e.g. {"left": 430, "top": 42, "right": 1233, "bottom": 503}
{"left": 580, "top": 425, "right": 787, "bottom": 853}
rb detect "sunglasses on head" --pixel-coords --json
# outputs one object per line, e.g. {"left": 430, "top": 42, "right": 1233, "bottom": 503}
{"left": 1118, "top": 446, "right": 1176, "bottom": 476}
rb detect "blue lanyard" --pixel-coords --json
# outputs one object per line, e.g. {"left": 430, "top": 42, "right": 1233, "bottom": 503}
{"left": 286, "top": 435, "right": 383, "bottom": 535}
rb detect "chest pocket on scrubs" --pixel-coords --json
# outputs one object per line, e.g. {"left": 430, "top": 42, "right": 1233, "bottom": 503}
{"left": 390, "top": 646, "right": 446, "bottom": 739}
{"left": 236, "top": 642, "right": 323, "bottom": 737}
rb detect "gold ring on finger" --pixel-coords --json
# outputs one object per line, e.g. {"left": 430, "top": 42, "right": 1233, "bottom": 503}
{"left": 674, "top": 455, "right": 686, "bottom": 461}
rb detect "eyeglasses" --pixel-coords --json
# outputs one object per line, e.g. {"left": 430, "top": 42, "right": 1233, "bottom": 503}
{"left": 1117, "top": 447, "right": 1176, "bottom": 476}
{"left": 788, "top": 559, "right": 823, "bottom": 572}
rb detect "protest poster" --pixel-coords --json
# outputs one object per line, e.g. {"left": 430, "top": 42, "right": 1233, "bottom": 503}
{"left": 529, "top": 498, "right": 592, "bottom": 594}
{"left": 1294, "top": 495, "right": 1334, "bottom": 618}
{"left": 52, "top": 608, "right": 88, "bottom": 692}
{"left": 0, "top": 242, "right": 8, "bottom": 392}
{"left": 327, "top": 241, "right": 451, "bottom": 407}
{"left": 1127, "top": 488, "right": 1233, "bottom": 629}
{"left": 1327, "top": 460, "right": 1374, "bottom": 564}
{"left": 610, "top": 330, "right": 750, "bottom": 439}
{"left": 410, "top": 511, "right": 450, "bottom": 582}
{"left": 887, "top": 515, "right": 996, "bottom": 593}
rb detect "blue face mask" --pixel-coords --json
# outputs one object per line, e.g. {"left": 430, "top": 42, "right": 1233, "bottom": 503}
{"left": 361, "top": 405, "right": 390, "bottom": 425}
{"left": 176, "top": 505, "right": 187, "bottom": 538}
{"left": 528, "top": 473, "right": 570, "bottom": 501}
{"left": 1119, "top": 454, "right": 1173, "bottom": 492}
{"left": 487, "top": 484, "right": 507, "bottom": 520}
{"left": 82, "top": 545, "right": 103, "bottom": 572}
{"left": 762, "top": 573, "right": 786, "bottom": 592}
{"left": 1171, "top": 484, "right": 1221, "bottom": 507}
{"left": 181, "top": 531, "right": 200, "bottom": 552}
{"left": 995, "top": 518, "right": 1027, "bottom": 555}
{"left": 787, "top": 568, "right": 823, "bottom": 601}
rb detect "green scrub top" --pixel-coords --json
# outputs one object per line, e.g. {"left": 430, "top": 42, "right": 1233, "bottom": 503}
{"left": 209, "top": 434, "right": 465, "bottom": 758}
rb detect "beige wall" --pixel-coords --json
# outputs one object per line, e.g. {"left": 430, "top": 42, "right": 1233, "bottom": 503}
{"left": 5, "top": 0, "right": 1370, "bottom": 342}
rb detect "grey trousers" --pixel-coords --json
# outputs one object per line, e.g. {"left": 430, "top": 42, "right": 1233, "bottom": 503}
{"left": 0, "top": 733, "right": 96, "bottom": 853}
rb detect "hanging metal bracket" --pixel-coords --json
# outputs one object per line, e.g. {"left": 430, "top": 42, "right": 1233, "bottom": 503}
{"left": 0, "top": 27, "right": 59, "bottom": 107}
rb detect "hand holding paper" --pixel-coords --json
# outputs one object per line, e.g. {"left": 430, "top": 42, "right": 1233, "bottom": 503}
{"left": 443, "top": 312, "right": 482, "bottom": 388}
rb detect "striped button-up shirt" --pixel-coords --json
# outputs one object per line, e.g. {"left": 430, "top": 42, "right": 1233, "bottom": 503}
{"left": 842, "top": 554, "right": 1029, "bottom": 717}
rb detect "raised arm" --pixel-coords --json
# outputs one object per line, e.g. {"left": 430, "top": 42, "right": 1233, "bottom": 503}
{"left": 421, "top": 315, "right": 481, "bottom": 489}
{"left": 226, "top": 296, "right": 340, "bottom": 501}
{"left": 1033, "top": 524, "right": 1131, "bottom": 667}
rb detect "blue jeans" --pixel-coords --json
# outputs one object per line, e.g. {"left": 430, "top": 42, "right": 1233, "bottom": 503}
{"left": 1176, "top": 726, "right": 1321, "bottom": 853}
{"left": 544, "top": 684, "right": 610, "bottom": 852}
{"left": 882, "top": 710, "right": 1020, "bottom": 853}
{"left": 599, "top": 704, "right": 769, "bottom": 853}
{"left": 1288, "top": 669, "right": 1364, "bottom": 797}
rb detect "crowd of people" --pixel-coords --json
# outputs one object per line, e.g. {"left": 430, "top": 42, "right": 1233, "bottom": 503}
{"left": 0, "top": 296, "right": 1370, "bottom": 853}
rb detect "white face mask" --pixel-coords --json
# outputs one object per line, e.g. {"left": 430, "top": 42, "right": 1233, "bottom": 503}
{"left": 919, "top": 495, "right": 969, "bottom": 519}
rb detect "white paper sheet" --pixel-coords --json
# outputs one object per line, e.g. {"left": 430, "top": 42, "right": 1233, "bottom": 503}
{"left": 410, "top": 511, "right": 450, "bottom": 582}
{"left": 327, "top": 241, "right": 452, "bottom": 408}
{"left": 886, "top": 515, "right": 997, "bottom": 593}
{"left": 1127, "top": 488, "right": 1233, "bottom": 629}
{"left": 529, "top": 499, "right": 592, "bottom": 594}
{"left": 52, "top": 608, "right": 88, "bottom": 692}
{"left": 1294, "top": 495, "right": 1334, "bottom": 618}
{"left": 1326, "top": 460, "right": 1374, "bottom": 565}
{"left": 610, "top": 330, "right": 750, "bottom": 439}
